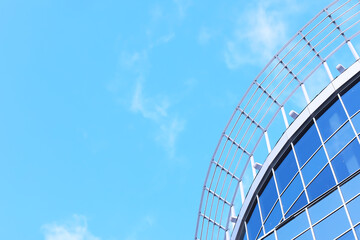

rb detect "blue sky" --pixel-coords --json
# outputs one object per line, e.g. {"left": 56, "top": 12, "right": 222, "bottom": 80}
{"left": 0, "top": 0, "right": 329, "bottom": 239}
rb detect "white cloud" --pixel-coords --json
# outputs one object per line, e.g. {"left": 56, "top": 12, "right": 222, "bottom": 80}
{"left": 120, "top": 51, "right": 148, "bottom": 71}
{"left": 224, "top": 41, "right": 246, "bottom": 69}
{"left": 130, "top": 81, "right": 185, "bottom": 157}
{"left": 157, "top": 117, "right": 185, "bottom": 157}
{"left": 173, "top": 0, "right": 192, "bottom": 19}
{"left": 224, "top": 2, "right": 291, "bottom": 69}
{"left": 111, "top": 6, "right": 186, "bottom": 157}
{"left": 157, "top": 33, "right": 175, "bottom": 45}
{"left": 131, "top": 82, "right": 169, "bottom": 121}
{"left": 42, "top": 215, "right": 100, "bottom": 240}
{"left": 110, "top": 44, "right": 185, "bottom": 158}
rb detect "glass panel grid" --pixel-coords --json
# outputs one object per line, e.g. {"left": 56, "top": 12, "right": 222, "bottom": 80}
{"left": 242, "top": 121, "right": 360, "bottom": 239}
{"left": 301, "top": 146, "right": 328, "bottom": 185}
{"left": 242, "top": 107, "right": 360, "bottom": 239}
{"left": 316, "top": 98, "right": 348, "bottom": 142}
{"left": 312, "top": 207, "right": 351, "bottom": 240}
{"left": 324, "top": 121, "right": 356, "bottom": 159}
{"left": 294, "top": 124, "right": 322, "bottom": 167}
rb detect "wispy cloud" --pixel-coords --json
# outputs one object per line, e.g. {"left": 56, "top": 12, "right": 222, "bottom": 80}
{"left": 156, "top": 117, "right": 185, "bottom": 157}
{"left": 157, "top": 33, "right": 175, "bottom": 45}
{"left": 109, "top": 2, "right": 189, "bottom": 158}
{"left": 224, "top": 4, "right": 287, "bottom": 68}
{"left": 130, "top": 81, "right": 185, "bottom": 157}
{"left": 173, "top": 0, "right": 192, "bottom": 19}
{"left": 131, "top": 81, "right": 169, "bottom": 122}
{"left": 42, "top": 215, "right": 100, "bottom": 240}
{"left": 224, "top": 0, "right": 303, "bottom": 69}
{"left": 148, "top": 32, "right": 176, "bottom": 49}
{"left": 120, "top": 51, "right": 148, "bottom": 71}
{"left": 109, "top": 47, "right": 186, "bottom": 157}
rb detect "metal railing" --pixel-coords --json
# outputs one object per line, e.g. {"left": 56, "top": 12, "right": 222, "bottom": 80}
{"left": 195, "top": 1, "right": 360, "bottom": 239}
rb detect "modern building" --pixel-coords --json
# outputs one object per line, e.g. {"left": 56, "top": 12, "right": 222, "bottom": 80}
{"left": 195, "top": 1, "right": 360, "bottom": 239}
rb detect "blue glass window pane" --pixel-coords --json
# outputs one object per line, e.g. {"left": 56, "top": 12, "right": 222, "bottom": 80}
{"left": 275, "top": 150, "right": 298, "bottom": 193}
{"left": 332, "top": 138, "right": 360, "bottom": 182}
{"left": 325, "top": 121, "right": 355, "bottom": 159}
{"left": 341, "top": 81, "right": 360, "bottom": 117}
{"left": 316, "top": 99, "right": 347, "bottom": 141}
{"left": 313, "top": 208, "right": 351, "bottom": 239}
{"left": 337, "top": 230, "right": 356, "bottom": 240}
{"left": 281, "top": 174, "right": 303, "bottom": 213}
{"left": 341, "top": 173, "right": 360, "bottom": 201}
{"left": 347, "top": 195, "right": 360, "bottom": 225}
{"left": 294, "top": 124, "right": 321, "bottom": 167}
{"left": 276, "top": 211, "right": 309, "bottom": 239}
{"left": 256, "top": 227, "right": 264, "bottom": 240}
{"left": 301, "top": 147, "right": 327, "bottom": 185}
{"left": 307, "top": 164, "right": 336, "bottom": 201}
{"left": 351, "top": 112, "right": 360, "bottom": 134}
{"left": 285, "top": 191, "right": 307, "bottom": 218}
{"left": 355, "top": 224, "right": 360, "bottom": 239}
{"left": 262, "top": 232, "right": 275, "bottom": 240}
{"left": 259, "top": 175, "right": 278, "bottom": 220}
{"left": 294, "top": 230, "right": 314, "bottom": 240}
{"left": 247, "top": 202, "right": 262, "bottom": 240}
{"left": 264, "top": 201, "right": 282, "bottom": 233}
{"left": 308, "top": 188, "right": 342, "bottom": 224}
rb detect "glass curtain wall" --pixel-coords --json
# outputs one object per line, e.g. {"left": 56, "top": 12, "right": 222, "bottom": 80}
{"left": 239, "top": 79, "right": 360, "bottom": 240}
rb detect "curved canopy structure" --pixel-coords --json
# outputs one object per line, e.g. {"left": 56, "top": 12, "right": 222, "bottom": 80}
{"left": 195, "top": 1, "right": 360, "bottom": 239}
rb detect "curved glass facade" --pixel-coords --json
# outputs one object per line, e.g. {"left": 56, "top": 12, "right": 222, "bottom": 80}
{"left": 195, "top": 1, "right": 360, "bottom": 239}
{"left": 239, "top": 78, "right": 360, "bottom": 240}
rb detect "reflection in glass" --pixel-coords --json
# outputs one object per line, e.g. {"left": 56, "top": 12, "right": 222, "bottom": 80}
{"left": 341, "top": 80, "right": 360, "bottom": 117}
{"left": 285, "top": 192, "right": 307, "bottom": 218}
{"left": 308, "top": 189, "right": 342, "bottom": 224}
{"left": 332, "top": 139, "right": 360, "bottom": 182}
{"left": 294, "top": 124, "right": 321, "bottom": 167}
{"left": 281, "top": 174, "right": 303, "bottom": 213}
{"left": 264, "top": 201, "right": 282, "bottom": 233}
{"left": 336, "top": 229, "right": 356, "bottom": 240}
{"left": 341, "top": 173, "right": 360, "bottom": 201}
{"left": 275, "top": 150, "right": 298, "bottom": 193}
{"left": 351, "top": 112, "right": 360, "bottom": 134}
{"left": 307, "top": 164, "right": 336, "bottom": 201}
{"left": 325, "top": 122, "right": 355, "bottom": 159}
{"left": 246, "top": 202, "right": 262, "bottom": 240}
{"left": 316, "top": 99, "right": 347, "bottom": 141}
{"left": 276, "top": 211, "right": 309, "bottom": 240}
{"left": 259, "top": 175, "right": 278, "bottom": 220}
{"left": 347, "top": 195, "right": 360, "bottom": 225}
{"left": 301, "top": 147, "right": 327, "bottom": 185}
{"left": 355, "top": 224, "right": 360, "bottom": 239}
{"left": 256, "top": 227, "right": 264, "bottom": 240}
{"left": 313, "top": 208, "right": 350, "bottom": 239}
{"left": 294, "top": 229, "right": 314, "bottom": 240}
